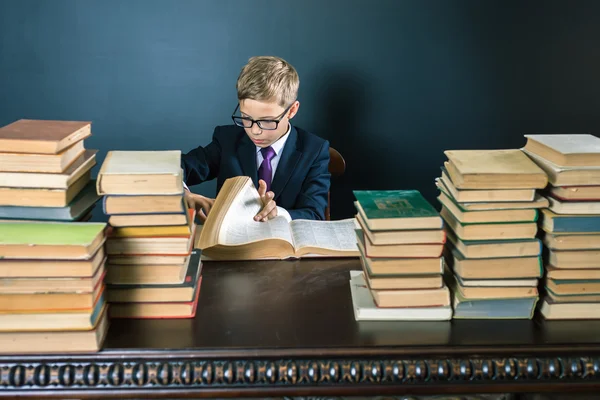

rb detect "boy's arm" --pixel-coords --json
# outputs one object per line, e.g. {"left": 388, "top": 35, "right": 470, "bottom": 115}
{"left": 181, "top": 126, "right": 223, "bottom": 187}
{"left": 288, "top": 140, "right": 331, "bottom": 221}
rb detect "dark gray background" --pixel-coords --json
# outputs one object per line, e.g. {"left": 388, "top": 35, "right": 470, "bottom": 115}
{"left": 1, "top": 0, "right": 599, "bottom": 220}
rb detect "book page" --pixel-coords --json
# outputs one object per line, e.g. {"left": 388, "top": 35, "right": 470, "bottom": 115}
{"left": 217, "top": 181, "right": 293, "bottom": 246}
{"left": 290, "top": 218, "right": 358, "bottom": 251}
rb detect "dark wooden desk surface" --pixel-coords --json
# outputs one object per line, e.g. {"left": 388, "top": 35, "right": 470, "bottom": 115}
{"left": 2, "top": 258, "right": 600, "bottom": 398}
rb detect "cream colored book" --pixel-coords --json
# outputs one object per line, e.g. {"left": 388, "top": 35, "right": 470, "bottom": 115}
{"left": 548, "top": 249, "right": 600, "bottom": 269}
{"left": 545, "top": 265, "right": 600, "bottom": 280}
{"left": 0, "top": 171, "right": 90, "bottom": 207}
{"left": 543, "top": 233, "right": 600, "bottom": 251}
{"left": 541, "top": 299, "right": 600, "bottom": 320}
{"left": 0, "top": 149, "right": 96, "bottom": 189}
{"left": 444, "top": 149, "right": 548, "bottom": 189}
{"left": 547, "top": 291, "right": 600, "bottom": 303}
{"left": 547, "top": 195, "right": 600, "bottom": 215}
{"left": 106, "top": 260, "right": 188, "bottom": 285}
{"left": 108, "top": 254, "right": 189, "bottom": 265}
{"left": 0, "top": 140, "right": 85, "bottom": 173}
{"left": 522, "top": 148, "right": 600, "bottom": 186}
{"left": 361, "top": 258, "right": 443, "bottom": 290}
{"left": 106, "top": 225, "right": 196, "bottom": 256}
{"left": 454, "top": 282, "right": 538, "bottom": 300}
{"left": 436, "top": 172, "right": 536, "bottom": 203}
{"left": 97, "top": 150, "right": 183, "bottom": 195}
{"left": 546, "top": 279, "right": 600, "bottom": 296}
{"left": 550, "top": 185, "right": 600, "bottom": 201}
{"left": 445, "top": 228, "right": 541, "bottom": 259}
{"left": 0, "top": 308, "right": 108, "bottom": 354}
{"left": 450, "top": 269, "right": 538, "bottom": 300}
{"left": 357, "top": 238, "right": 444, "bottom": 275}
{"left": 370, "top": 285, "right": 451, "bottom": 308}
{"left": 436, "top": 177, "right": 547, "bottom": 209}
{"left": 523, "top": 134, "right": 600, "bottom": 167}
{"left": 458, "top": 278, "right": 538, "bottom": 287}
{"left": 0, "top": 264, "right": 104, "bottom": 294}
{"left": 437, "top": 191, "right": 538, "bottom": 223}
{"left": 449, "top": 247, "right": 542, "bottom": 279}
{"left": 198, "top": 176, "right": 359, "bottom": 260}
{"left": 440, "top": 206, "right": 538, "bottom": 241}
{"left": 349, "top": 271, "right": 453, "bottom": 321}
{"left": 104, "top": 194, "right": 184, "bottom": 214}
{"left": 0, "top": 246, "right": 105, "bottom": 278}
{"left": 355, "top": 208, "right": 446, "bottom": 245}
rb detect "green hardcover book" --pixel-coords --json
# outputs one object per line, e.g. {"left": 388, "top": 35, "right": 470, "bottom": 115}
{"left": 0, "top": 221, "right": 106, "bottom": 260}
{"left": 353, "top": 190, "right": 442, "bottom": 231}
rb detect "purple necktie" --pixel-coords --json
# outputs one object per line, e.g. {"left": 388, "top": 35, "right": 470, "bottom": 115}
{"left": 257, "top": 146, "right": 276, "bottom": 192}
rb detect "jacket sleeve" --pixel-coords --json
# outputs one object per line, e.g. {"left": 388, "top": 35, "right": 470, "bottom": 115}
{"left": 180, "top": 126, "right": 222, "bottom": 187}
{"left": 288, "top": 140, "right": 331, "bottom": 221}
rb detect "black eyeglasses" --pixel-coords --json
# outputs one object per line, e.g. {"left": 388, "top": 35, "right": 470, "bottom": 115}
{"left": 231, "top": 103, "right": 292, "bottom": 130}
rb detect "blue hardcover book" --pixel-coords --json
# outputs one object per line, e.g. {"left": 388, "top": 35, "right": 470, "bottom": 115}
{"left": 0, "top": 180, "right": 99, "bottom": 221}
{"left": 453, "top": 295, "right": 539, "bottom": 319}
{"left": 541, "top": 209, "right": 600, "bottom": 233}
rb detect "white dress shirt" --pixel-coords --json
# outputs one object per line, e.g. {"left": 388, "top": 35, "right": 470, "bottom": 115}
{"left": 256, "top": 123, "right": 292, "bottom": 221}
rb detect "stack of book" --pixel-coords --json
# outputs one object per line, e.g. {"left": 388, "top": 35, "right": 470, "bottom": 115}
{"left": 0, "top": 221, "right": 108, "bottom": 353}
{"left": 522, "top": 134, "right": 600, "bottom": 319}
{"left": 436, "top": 149, "right": 549, "bottom": 319}
{"left": 0, "top": 119, "right": 99, "bottom": 222}
{"left": 350, "top": 189, "right": 452, "bottom": 321}
{"left": 97, "top": 150, "right": 201, "bottom": 319}
{"left": 0, "top": 119, "right": 107, "bottom": 354}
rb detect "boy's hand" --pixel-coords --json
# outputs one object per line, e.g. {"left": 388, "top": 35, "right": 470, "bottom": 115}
{"left": 254, "top": 179, "right": 278, "bottom": 222}
{"left": 184, "top": 190, "right": 215, "bottom": 223}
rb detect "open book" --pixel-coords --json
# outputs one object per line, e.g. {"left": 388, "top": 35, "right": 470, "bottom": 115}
{"left": 197, "top": 176, "right": 360, "bottom": 260}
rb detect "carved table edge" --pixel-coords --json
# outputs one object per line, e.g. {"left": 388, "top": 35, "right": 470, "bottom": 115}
{"left": 0, "top": 354, "right": 599, "bottom": 393}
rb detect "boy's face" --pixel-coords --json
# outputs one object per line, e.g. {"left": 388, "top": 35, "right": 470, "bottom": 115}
{"left": 239, "top": 99, "right": 299, "bottom": 148}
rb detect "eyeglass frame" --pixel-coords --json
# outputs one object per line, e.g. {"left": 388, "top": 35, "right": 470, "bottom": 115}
{"left": 231, "top": 102, "right": 293, "bottom": 131}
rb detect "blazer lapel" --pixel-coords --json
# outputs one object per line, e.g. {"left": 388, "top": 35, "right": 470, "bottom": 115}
{"left": 271, "top": 126, "right": 302, "bottom": 200}
{"left": 237, "top": 135, "right": 258, "bottom": 187}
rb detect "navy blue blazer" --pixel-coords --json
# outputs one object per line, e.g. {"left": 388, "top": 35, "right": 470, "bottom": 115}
{"left": 181, "top": 124, "right": 331, "bottom": 220}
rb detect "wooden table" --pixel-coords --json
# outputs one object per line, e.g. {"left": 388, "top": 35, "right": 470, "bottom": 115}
{"left": 2, "top": 258, "right": 600, "bottom": 398}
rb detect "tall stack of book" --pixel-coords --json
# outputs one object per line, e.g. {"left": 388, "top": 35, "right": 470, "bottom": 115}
{"left": 436, "top": 149, "right": 549, "bottom": 319}
{"left": 0, "top": 222, "right": 108, "bottom": 353}
{"left": 0, "top": 119, "right": 99, "bottom": 222}
{"left": 97, "top": 150, "right": 201, "bottom": 319}
{"left": 522, "top": 134, "right": 600, "bottom": 320}
{"left": 0, "top": 119, "right": 107, "bottom": 354}
{"left": 349, "top": 190, "right": 452, "bottom": 321}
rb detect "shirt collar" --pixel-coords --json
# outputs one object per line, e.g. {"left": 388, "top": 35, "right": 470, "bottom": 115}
{"left": 255, "top": 122, "right": 291, "bottom": 156}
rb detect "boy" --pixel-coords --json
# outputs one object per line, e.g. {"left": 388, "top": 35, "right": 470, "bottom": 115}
{"left": 181, "top": 56, "right": 331, "bottom": 223}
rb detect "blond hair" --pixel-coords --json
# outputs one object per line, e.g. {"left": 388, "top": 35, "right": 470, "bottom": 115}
{"left": 236, "top": 56, "right": 299, "bottom": 108}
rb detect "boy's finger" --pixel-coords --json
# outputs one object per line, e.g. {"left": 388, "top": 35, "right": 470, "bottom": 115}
{"left": 261, "top": 200, "right": 277, "bottom": 216}
{"left": 254, "top": 201, "right": 275, "bottom": 221}
{"left": 202, "top": 200, "right": 212, "bottom": 215}
{"left": 258, "top": 180, "right": 266, "bottom": 197}
{"left": 268, "top": 207, "right": 278, "bottom": 218}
